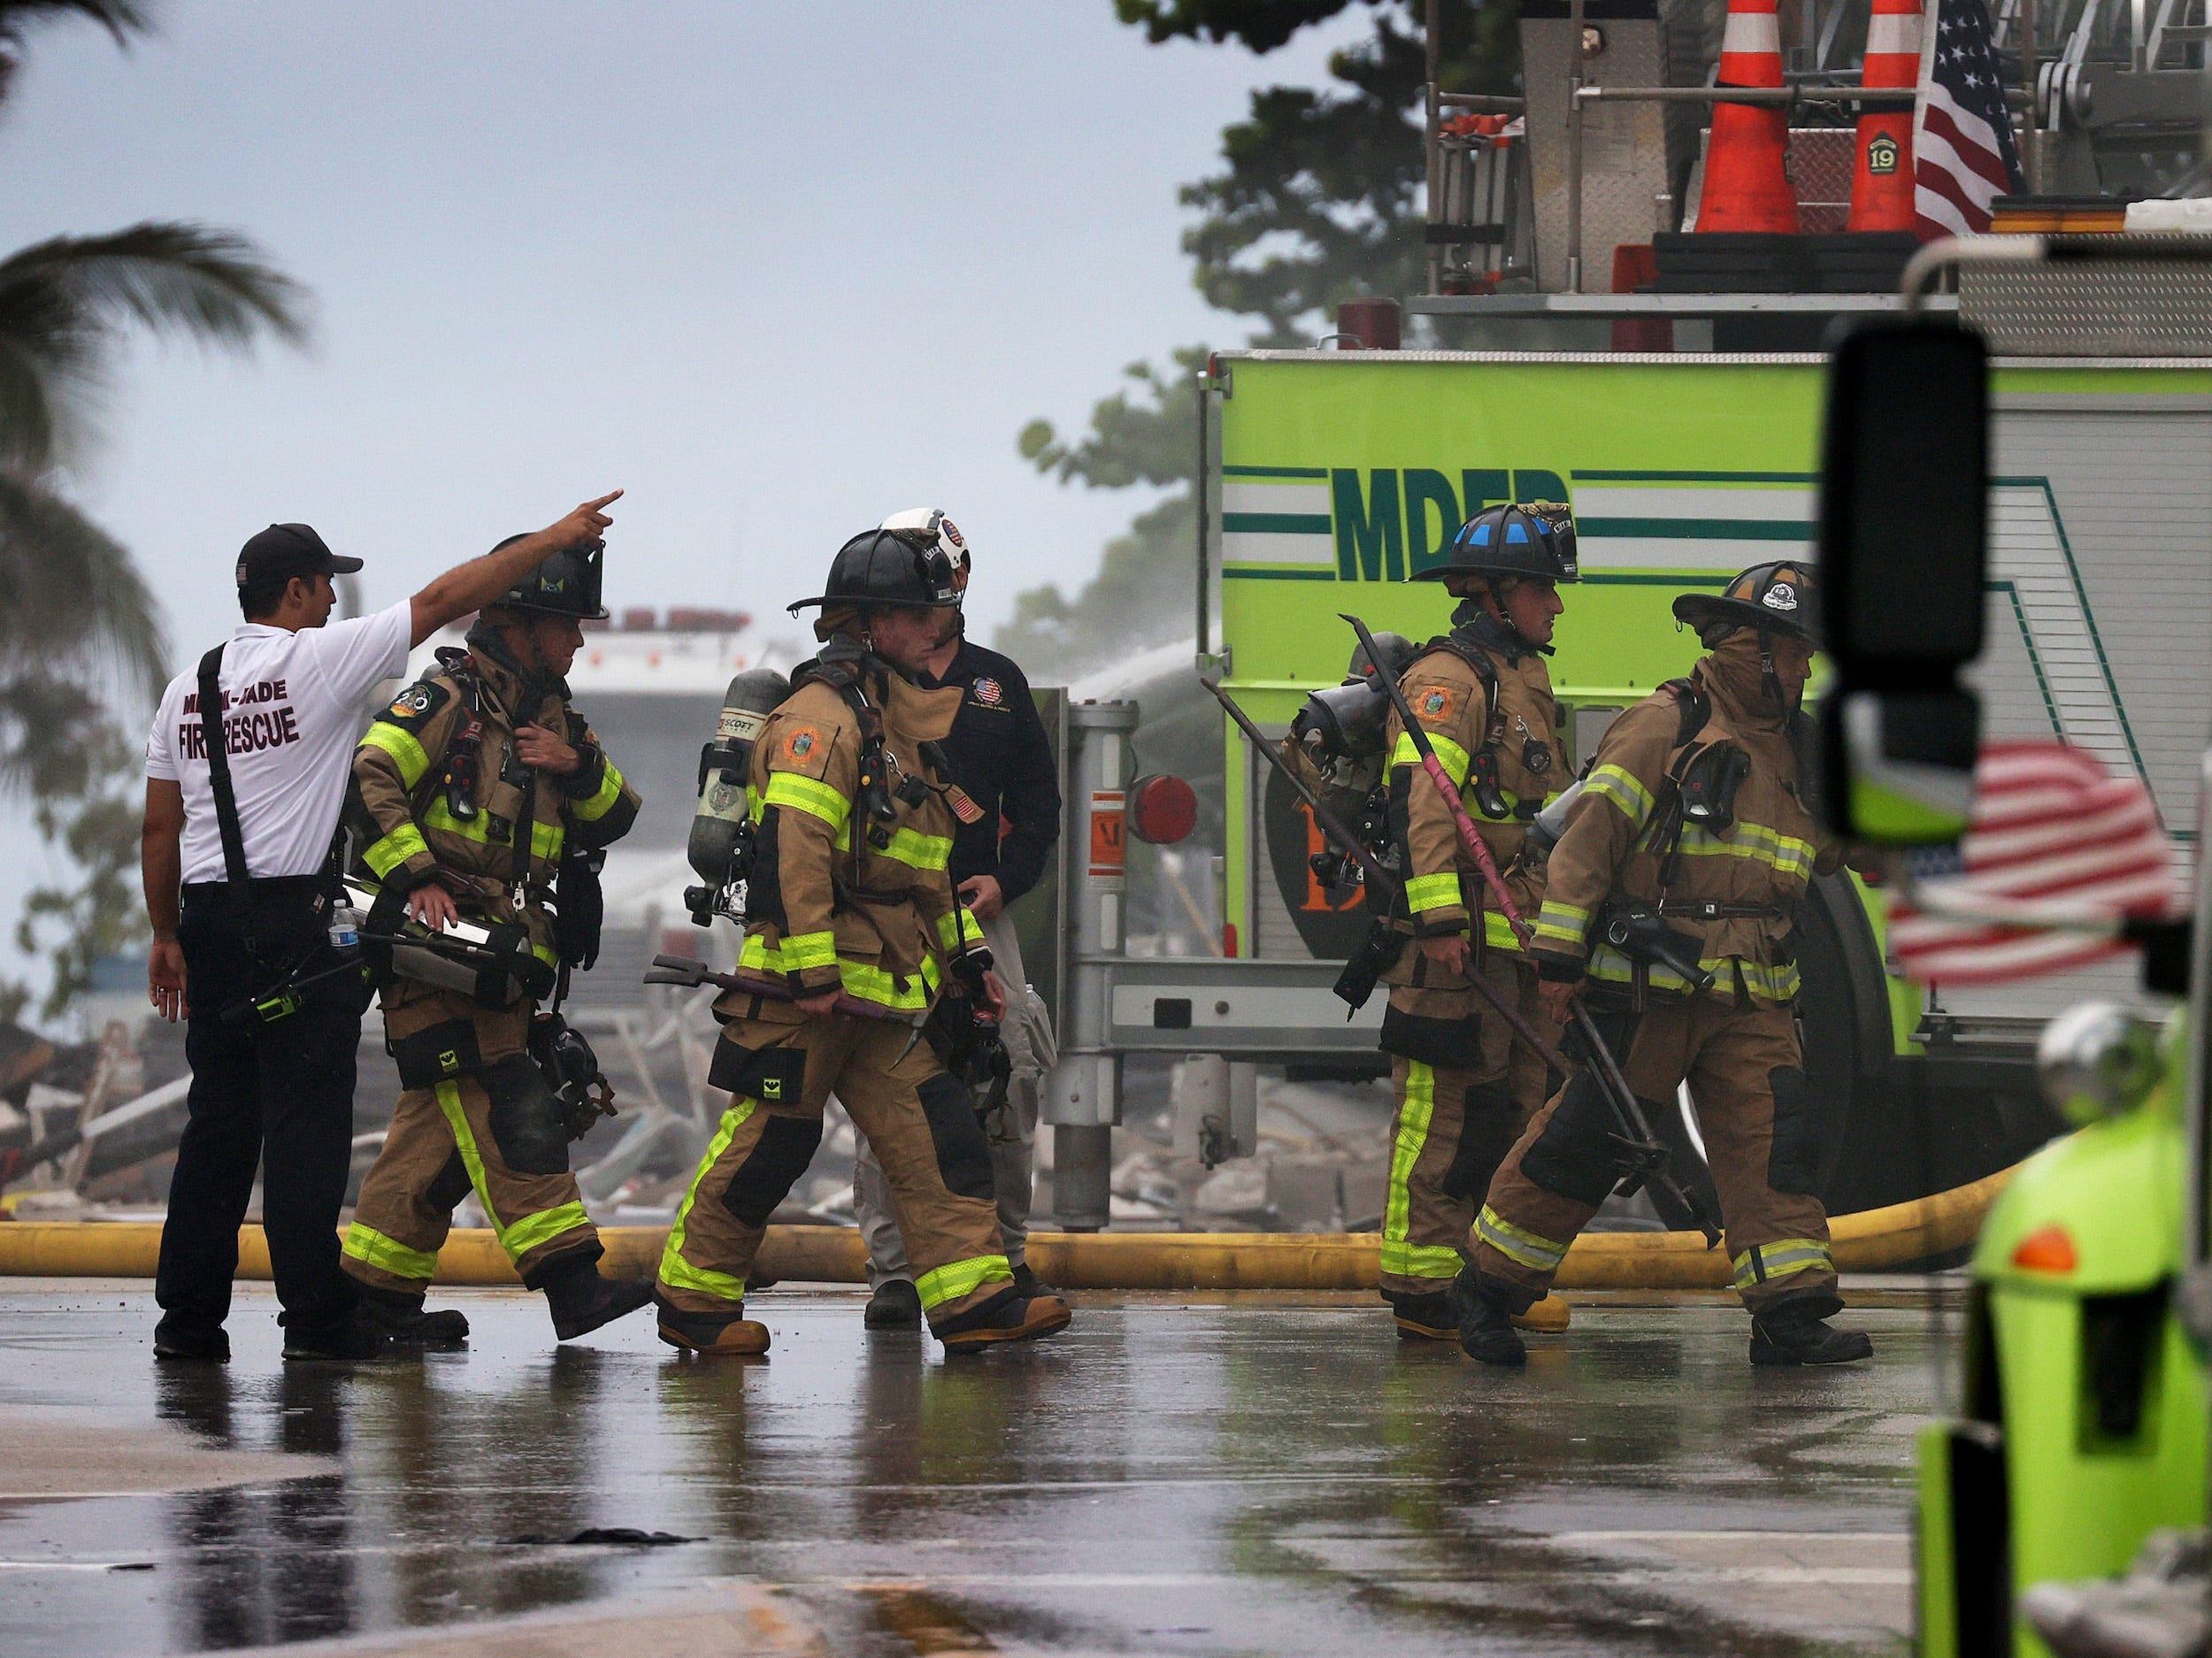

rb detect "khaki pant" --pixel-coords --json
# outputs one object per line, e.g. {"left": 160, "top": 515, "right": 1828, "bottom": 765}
{"left": 1471, "top": 994, "right": 1839, "bottom": 1314}
{"left": 342, "top": 979, "right": 597, "bottom": 1294}
{"left": 852, "top": 909, "right": 1049, "bottom": 1285}
{"left": 657, "top": 1001, "right": 1012, "bottom": 1328}
{"left": 1378, "top": 948, "right": 1559, "bottom": 1299}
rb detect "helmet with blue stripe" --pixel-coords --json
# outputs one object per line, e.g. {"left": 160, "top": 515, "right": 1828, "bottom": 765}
{"left": 1412, "top": 502, "right": 1579, "bottom": 584}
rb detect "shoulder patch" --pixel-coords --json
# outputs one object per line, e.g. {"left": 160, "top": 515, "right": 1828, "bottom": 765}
{"left": 1412, "top": 684, "right": 1459, "bottom": 725}
{"left": 778, "top": 723, "right": 832, "bottom": 776}
{"left": 381, "top": 679, "right": 448, "bottom": 728}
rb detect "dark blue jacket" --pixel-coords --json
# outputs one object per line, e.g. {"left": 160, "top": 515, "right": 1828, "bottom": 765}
{"left": 918, "top": 639, "right": 1060, "bottom": 903}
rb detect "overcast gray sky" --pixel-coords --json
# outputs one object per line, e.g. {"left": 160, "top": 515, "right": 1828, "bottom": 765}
{"left": 0, "top": 1, "right": 1358, "bottom": 1012}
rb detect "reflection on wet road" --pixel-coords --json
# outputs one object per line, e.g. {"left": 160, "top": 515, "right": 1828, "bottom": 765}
{"left": 0, "top": 1281, "right": 1942, "bottom": 1655}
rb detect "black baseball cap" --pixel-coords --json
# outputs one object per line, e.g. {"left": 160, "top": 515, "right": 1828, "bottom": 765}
{"left": 234, "top": 523, "right": 363, "bottom": 591}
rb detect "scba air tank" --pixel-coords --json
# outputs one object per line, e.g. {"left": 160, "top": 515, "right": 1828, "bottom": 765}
{"left": 686, "top": 670, "right": 792, "bottom": 919}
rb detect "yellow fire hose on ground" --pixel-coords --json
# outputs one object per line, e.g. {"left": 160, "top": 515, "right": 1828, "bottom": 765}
{"left": 0, "top": 1163, "right": 2013, "bottom": 1291}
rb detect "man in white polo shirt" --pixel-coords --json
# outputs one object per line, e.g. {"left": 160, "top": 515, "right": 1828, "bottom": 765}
{"left": 142, "top": 490, "right": 620, "bottom": 1362}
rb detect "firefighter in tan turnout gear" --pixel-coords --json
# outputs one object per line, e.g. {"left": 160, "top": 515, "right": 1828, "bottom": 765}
{"left": 341, "top": 537, "right": 649, "bottom": 1347}
{"left": 1378, "top": 503, "right": 1578, "bottom": 1342}
{"left": 653, "top": 529, "right": 1073, "bottom": 1356}
{"left": 1456, "top": 562, "right": 1875, "bottom": 1368}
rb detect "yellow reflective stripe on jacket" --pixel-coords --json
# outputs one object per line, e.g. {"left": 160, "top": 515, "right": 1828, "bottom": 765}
{"left": 840, "top": 955, "right": 941, "bottom": 1011}
{"left": 658, "top": 1097, "right": 757, "bottom": 1303}
{"left": 762, "top": 771, "right": 851, "bottom": 833}
{"left": 572, "top": 756, "right": 626, "bottom": 823}
{"left": 1483, "top": 910, "right": 1525, "bottom": 952}
{"left": 879, "top": 825, "right": 952, "bottom": 872}
{"left": 423, "top": 797, "right": 564, "bottom": 863}
{"left": 359, "top": 720, "right": 433, "bottom": 789}
{"left": 1584, "top": 763, "right": 1655, "bottom": 826}
{"left": 1586, "top": 948, "right": 1801, "bottom": 1002}
{"left": 1533, "top": 899, "right": 1590, "bottom": 948}
{"left": 1676, "top": 820, "right": 1817, "bottom": 881}
{"left": 1732, "top": 1238, "right": 1834, "bottom": 1291}
{"left": 341, "top": 1221, "right": 439, "bottom": 1282}
{"left": 1391, "top": 728, "right": 1472, "bottom": 788}
{"left": 364, "top": 823, "right": 430, "bottom": 879}
{"left": 1477, "top": 1205, "right": 1571, "bottom": 1273}
{"left": 431, "top": 1080, "right": 591, "bottom": 1265}
{"left": 740, "top": 930, "right": 838, "bottom": 975}
{"left": 916, "top": 1252, "right": 1014, "bottom": 1311}
{"left": 1403, "top": 871, "right": 1464, "bottom": 914}
{"left": 934, "top": 908, "right": 986, "bottom": 954}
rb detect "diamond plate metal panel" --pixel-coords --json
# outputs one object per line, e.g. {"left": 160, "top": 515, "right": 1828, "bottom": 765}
{"left": 1522, "top": 8, "right": 1675, "bottom": 291}
{"left": 1961, "top": 259, "right": 2212, "bottom": 354}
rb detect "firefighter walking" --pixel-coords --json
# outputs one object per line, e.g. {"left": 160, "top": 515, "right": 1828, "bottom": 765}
{"left": 341, "top": 538, "right": 649, "bottom": 1347}
{"left": 1458, "top": 563, "right": 1874, "bottom": 1368}
{"left": 1378, "top": 503, "right": 1577, "bottom": 1343}
{"left": 653, "top": 529, "right": 1073, "bottom": 1356}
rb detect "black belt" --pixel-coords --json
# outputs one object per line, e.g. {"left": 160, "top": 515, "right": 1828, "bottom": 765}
{"left": 182, "top": 874, "right": 326, "bottom": 906}
{"left": 1657, "top": 900, "right": 1786, "bottom": 921}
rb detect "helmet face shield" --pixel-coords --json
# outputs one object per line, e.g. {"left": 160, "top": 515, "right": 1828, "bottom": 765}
{"left": 880, "top": 506, "right": 971, "bottom": 580}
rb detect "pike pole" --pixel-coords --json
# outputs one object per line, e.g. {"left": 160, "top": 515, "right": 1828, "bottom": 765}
{"left": 1336, "top": 614, "right": 1720, "bottom": 1246}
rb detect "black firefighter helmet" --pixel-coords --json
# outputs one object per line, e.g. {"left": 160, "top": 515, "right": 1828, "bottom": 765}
{"left": 1672, "top": 561, "right": 1821, "bottom": 646}
{"left": 1412, "top": 502, "right": 1579, "bottom": 585}
{"left": 490, "top": 536, "right": 610, "bottom": 621}
{"left": 787, "top": 527, "right": 964, "bottom": 616}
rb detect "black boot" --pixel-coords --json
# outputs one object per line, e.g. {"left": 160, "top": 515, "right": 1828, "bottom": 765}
{"left": 153, "top": 1316, "right": 230, "bottom": 1364}
{"left": 532, "top": 1251, "right": 654, "bottom": 1343}
{"left": 934, "top": 1286, "right": 1072, "bottom": 1351}
{"left": 1749, "top": 1298, "right": 1874, "bottom": 1367}
{"left": 1449, "top": 1266, "right": 1526, "bottom": 1367}
{"left": 1010, "top": 1263, "right": 1061, "bottom": 1301}
{"left": 280, "top": 1306, "right": 399, "bottom": 1362}
{"left": 1384, "top": 1288, "right": 1457, "bottom": 1342}
{"left": 864, "top": 1279, "right": 923, "bottom": 1329}
{"left": 355, "top": 1283, "right": 470, "bottom": 1350}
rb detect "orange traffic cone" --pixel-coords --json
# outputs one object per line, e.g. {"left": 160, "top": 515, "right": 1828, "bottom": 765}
{"left": 1697, "top": 0, "right": 1801, "bottom": 233}
{"left": 1847, "top": 0, "right": 1922, "bottom": 230}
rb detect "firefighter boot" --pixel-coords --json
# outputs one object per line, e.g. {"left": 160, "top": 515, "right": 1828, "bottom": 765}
{"left": 534, "top": 1251, "right": 655, "bottom": 1343}
{"left": 1450, "top": 1266, "right": 1527, "bottom": 1367}
{"left": 354, "top": 1284, "right": 470, "bottom": 1350}
{"left": 1749, "top": 1298, "right": 1874, "bottom": 1367}
{"left": 864, "top": 1279, "right": 923, "bottom": 1329}
{"left": 935, "top": 1287, "right": 1072, "bottom": 1352}
{"left": 655, "top": 1296, "right": 772, "bottom": 1357}
{"left": 1010, "top": 1263, "right": 1062, "bottom": 1301}
{"left": 1387, "top": 1287, "right": 1457, "bottom": 1342}
{"left": 1515, "top": 1294, "right": 1573, "bottom": 1334}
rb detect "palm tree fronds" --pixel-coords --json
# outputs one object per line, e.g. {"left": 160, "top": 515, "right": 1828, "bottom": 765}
{"left": 0, "top": 466, "right": 165, "bottom": 699}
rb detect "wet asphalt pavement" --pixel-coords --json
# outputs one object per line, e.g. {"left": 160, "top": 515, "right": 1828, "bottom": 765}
{"left": 0, "top": 1279, "right": 1949, "bottom": 1656}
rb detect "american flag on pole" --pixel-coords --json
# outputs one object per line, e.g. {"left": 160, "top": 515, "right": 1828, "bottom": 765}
{"left": 1887, "top": 743, "right": 2179, "bottom": 986}
{"left": 1913, "top": 0, "right": 2025, "bottom": 240}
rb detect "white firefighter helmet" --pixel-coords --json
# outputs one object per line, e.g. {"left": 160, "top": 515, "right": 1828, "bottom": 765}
{"left": 879, "top": 506, "right": 970, "bottom": 579}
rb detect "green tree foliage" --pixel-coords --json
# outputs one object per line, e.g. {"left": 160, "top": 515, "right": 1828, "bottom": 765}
{"left": 995, "top": 3, "right": 1511, "bottom": 672}
{"left": 0, "top": 2, "right": 310, "bottom": 1022}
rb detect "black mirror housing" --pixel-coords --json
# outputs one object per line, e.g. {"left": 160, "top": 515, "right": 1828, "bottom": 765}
{"left": 1814, "top": 319, "right": 1991, "bottom": 845}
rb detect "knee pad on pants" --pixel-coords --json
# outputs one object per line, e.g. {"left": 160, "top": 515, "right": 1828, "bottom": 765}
{"left": 1379, "top": 1004, "right": 1484, "bottom": 1071}
{"left": 918, "top": 1072, "right": 995, "bottom": 1201}
{"left": 426, "top": 1150, "right": 472, "bottom": 1212}
{"left": 1521, "top": 1073, "right": 1633, "bottom": 1207}
{"left": 718, "top": 1113, "right": 824, "bottom": 1228}
{"left": 1766, "top": 1066, "right": 1818, "bottom": 1194}
{"left": 483, "top": 1053, "right": 570, "bottom": 1178}
{"left": 1442, "top": 1082, "right": 1519, "bottom": 1202}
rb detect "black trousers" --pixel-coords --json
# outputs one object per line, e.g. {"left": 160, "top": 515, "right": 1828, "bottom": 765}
{"left": 155, "top": 879, "right": 364, "bottom": 1339}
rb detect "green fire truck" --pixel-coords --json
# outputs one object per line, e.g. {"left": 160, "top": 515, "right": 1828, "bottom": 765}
{"left": 1201, "top": 342, "right": 2212, "bottom": 1219}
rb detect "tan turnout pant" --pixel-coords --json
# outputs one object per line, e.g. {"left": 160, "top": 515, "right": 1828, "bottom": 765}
{"left": 342, "top": 979, "right": 597, "bottom": 1294}
{"left": 657, "top": 1002, "right": 1012, "bottom": 1328}
{"left": 1471, "top": 993, "right": 1839, "bottom": 1314}
{"left": 1379, "top": 947, "right": 1560, "bottom": 1300}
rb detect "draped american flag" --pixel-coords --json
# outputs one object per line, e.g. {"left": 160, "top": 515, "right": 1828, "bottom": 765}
{"left": 1913, "top": 0, "right": 2025, "bottom": 240}
{"left": 1887, "top": 743, "right": 2179, "bottom": 986}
